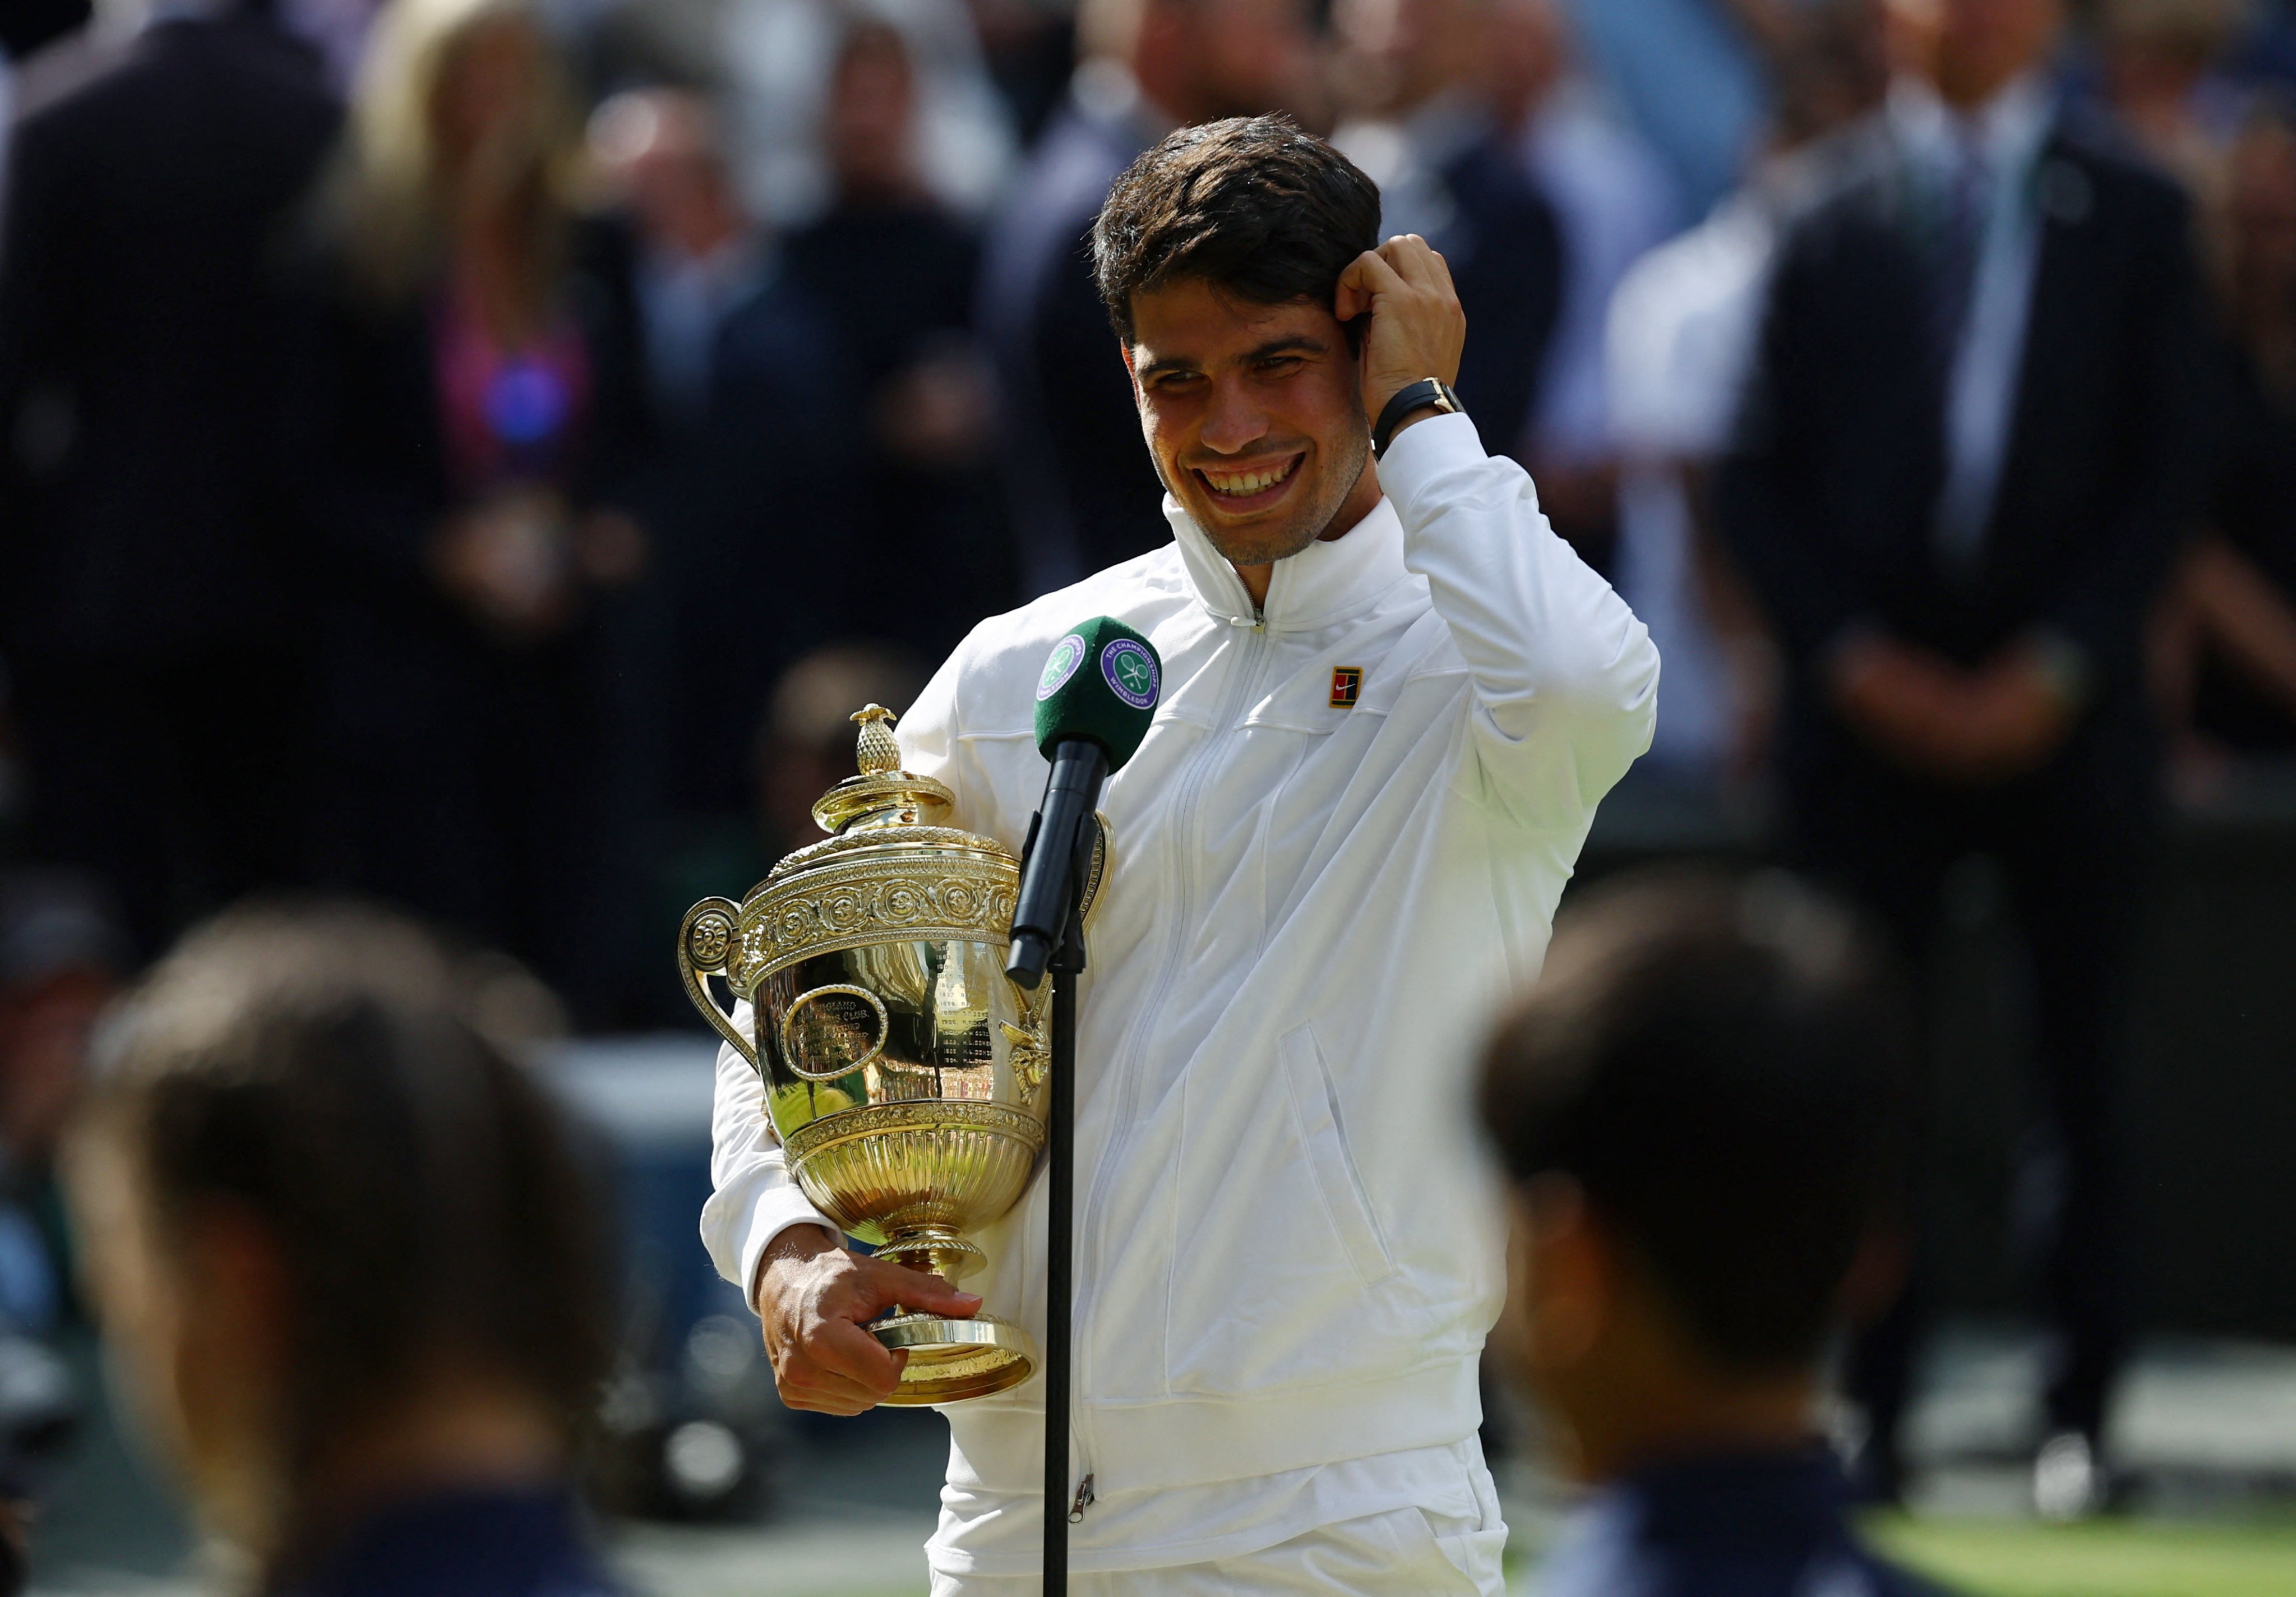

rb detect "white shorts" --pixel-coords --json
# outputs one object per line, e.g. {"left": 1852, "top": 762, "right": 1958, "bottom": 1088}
{"left": 926, "top": 1496, "right": 1507, "bottom": 1595}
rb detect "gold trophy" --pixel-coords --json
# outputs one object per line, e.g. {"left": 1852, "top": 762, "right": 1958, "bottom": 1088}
{"left": 678, "top": 706, "right": 1093, "bottom": 1404}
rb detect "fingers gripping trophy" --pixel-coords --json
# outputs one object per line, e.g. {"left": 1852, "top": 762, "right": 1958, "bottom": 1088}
{"left": 676, "top": 705, "right": 1098, "bottom": 1404}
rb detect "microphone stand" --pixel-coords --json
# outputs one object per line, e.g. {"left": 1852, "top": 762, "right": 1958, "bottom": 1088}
{"left": 1041, "top": 824, "right": 1091, "bottom": 1593}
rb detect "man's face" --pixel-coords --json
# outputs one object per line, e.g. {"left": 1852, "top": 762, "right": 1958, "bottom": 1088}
{"left": 1896, "top": 0, "right": 2062, "bottom": 106}
{"left": 1122, "top": 279, "right": 1372, "bottom": 573}
{"left": 1337, "top": 0, "right": 1482, "bottom": 110}
{"left": 1180, "top": 0, "right": 1314, "bottom": 122}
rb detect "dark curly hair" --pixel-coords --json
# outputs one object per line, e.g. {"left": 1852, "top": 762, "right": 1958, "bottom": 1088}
{"left": 1092, "top": 114, "right": 1381, "bottom": 345}
{"left": 1479, "top": 869, "right": 1913, "bottom": 1374}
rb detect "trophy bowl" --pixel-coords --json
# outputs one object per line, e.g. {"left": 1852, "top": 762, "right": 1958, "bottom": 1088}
{"left": 678, "top": 706, "right": 1060, "bottom": 1405}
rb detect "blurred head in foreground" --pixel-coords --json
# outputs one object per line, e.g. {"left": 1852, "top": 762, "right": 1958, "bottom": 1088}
{"left": 62, "top": 904, "right": 613, "bottom": 1582}
{"left": 1478, "top": 870, "right": 1911, "bottom": 1485}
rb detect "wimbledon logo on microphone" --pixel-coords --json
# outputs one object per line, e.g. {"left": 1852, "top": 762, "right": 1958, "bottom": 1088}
{"left": 1101, "top": 638, "right": 1160, "bottom": 709}
{"left": 1037, "top": 634, "right": 1087, "bottom": 701}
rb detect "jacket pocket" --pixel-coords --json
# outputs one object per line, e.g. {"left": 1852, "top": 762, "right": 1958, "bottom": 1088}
{"left": 1278, "top": 1023, "right": 1395, "bottom": 1289}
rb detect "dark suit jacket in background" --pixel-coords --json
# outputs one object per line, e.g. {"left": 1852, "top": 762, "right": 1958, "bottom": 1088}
{"left": 0, "top": 11, "right": 339, "bottom": 659}
{"left": 1719, "top": 112, "right": 2212, "bottom": 772}
{"left": 787, "top": 197, "right": 1018, "bottom": 658}
{"left": 976, "top": 93, "right": 1167, "bottom": 594}
{"left": 1716, "top": 108, "right": 2214, "bottom": 1453}
{"left": 0, "top": 10, "right": 339, "bottom": 953}
{"left": 1420, "top": 135, "right": 1563, "bottom": 468}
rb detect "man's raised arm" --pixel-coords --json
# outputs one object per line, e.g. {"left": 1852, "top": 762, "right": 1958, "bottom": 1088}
{"left": 1339, "top": 236, "right": 1660, "bottom": 826}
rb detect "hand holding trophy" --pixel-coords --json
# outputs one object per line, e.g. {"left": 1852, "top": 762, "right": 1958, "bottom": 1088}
{"left": 677, "top": 706, "right": 1091, "bottom": 1404}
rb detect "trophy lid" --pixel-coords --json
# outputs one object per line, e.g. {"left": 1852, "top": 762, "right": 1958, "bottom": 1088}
{"left": 810, "top": 705, "right": 958, "bottom": 835}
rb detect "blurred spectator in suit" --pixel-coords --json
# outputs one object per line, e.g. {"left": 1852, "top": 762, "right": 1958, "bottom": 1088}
{"left": 1718, "top": 0, "right": 2214, "bottom": 1515}
{"left": 978, "top": 0, "right": 1316, "bottom": 593}
{"left": 968, "top": 0, "right": 1080, "bottom": 143}
{"left": 592, "top": 91, "right": 775, "bottom": 438}
{"left": 0, "top": 0, "right": 338, "bottom": 961}
{"left": 590, "top": 86, "right": 849, "bottom": 824}
{"left": 1479, "top": 870, "right": 1941, "bottom": 1597}
{"left": 63, "top": 903, "right": 617, "bottom": 1597}
{"left": 1485, "top": 0, "right": 1681, "bottom": 574}
{"left": 294, "top": 0, "right": 657, "bottom": 1026}
{"left": 720, "top": 0, "right": 1016, "bottom": 230}
{"left": 788, "top": 17, "right": 1017, "bottom": 656}
{"left": 588, "top": 85, "right": 861, "bottom": 1024}
{"left": 1333, "top": 0, "right": 1566, "bottom": 470}
{"left": 1606, "top": 0, "right": 1888, "bottom": 787}
{"left": 2156, "top": 100, "right": 2296, "bottom": 776}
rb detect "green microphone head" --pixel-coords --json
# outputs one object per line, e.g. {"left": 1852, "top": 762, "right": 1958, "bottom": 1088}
{"left": 1033, "top": 617, "right": 1161, "bottom": 770}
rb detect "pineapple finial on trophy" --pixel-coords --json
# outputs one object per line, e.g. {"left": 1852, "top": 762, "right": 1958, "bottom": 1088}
{"left": 852, "top": 704, "right": 903, "bottom": 776}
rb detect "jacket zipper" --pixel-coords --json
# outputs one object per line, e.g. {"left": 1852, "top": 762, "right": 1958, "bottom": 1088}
{"left": 1065, "top": 610, "right": 1268, "bottom": 1513}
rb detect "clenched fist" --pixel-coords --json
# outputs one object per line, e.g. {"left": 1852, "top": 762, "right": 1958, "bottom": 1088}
{"left": 754, "top": 1225, "right": 983, "bottom": 1414}
{"left": 1333, "top": 233, "right": 1467, "bottom": 431}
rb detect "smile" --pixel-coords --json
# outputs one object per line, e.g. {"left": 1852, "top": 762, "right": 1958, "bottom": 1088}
{"left": 1192, "top": 453, "right": 1304, "bottom": 509}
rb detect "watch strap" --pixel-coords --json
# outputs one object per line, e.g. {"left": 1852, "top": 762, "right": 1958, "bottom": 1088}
{"left": 1371, "top": 378, "right": 1463, "bottom": 460}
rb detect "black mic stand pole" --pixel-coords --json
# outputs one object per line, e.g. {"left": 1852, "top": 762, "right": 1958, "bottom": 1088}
{"left": 1042, "top": 825, "right": 1090, "bottom": 1593}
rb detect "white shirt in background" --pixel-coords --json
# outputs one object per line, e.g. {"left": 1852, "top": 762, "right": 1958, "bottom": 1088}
{"left": 1516, "top": 78, "right": 1681, "bottom": 470}
{"left": 1604, "top": 189, "right": 1773, "bottom": 774}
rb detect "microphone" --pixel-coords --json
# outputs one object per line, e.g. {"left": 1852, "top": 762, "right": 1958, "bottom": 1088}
{"left": 1005, "top": 618, "right": 1161, "bottom": 987}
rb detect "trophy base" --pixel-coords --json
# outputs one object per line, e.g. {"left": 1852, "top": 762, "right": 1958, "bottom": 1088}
{"left": 874, "top": 1311, "right": 1038, "bottom": 1406}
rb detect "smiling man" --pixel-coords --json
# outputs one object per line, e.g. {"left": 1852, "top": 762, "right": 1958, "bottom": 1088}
{"left": 704, "top": 116, "right": 1659, "bottom": 1594}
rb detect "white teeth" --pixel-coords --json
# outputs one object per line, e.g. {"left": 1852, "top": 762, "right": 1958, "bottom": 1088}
{"left": 1203, "top": 459, "right": 1296, "bottom": 496}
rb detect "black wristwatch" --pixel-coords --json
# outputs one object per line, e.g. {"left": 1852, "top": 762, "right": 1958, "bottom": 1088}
{"left": 1371, "top": 377, "right": 1464, "bottom": 459}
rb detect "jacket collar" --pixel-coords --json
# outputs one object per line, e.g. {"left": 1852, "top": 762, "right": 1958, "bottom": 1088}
{"left": 1166, "top": 492, "right": 1415, "bottom": 633}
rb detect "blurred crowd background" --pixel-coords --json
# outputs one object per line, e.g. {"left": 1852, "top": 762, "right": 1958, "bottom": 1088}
{"left": 6, "top": 0, "right": 2296, "bottom": 1586}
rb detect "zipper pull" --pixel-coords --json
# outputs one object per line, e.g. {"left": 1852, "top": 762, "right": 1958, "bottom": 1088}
{"left": 1068, "top": 1473, "right": 1096, "bottom": 1523}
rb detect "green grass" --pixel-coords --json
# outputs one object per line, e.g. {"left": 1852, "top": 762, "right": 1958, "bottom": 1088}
{"left": 1867, "top": 1513, "right": 2296, "bottom": 1597}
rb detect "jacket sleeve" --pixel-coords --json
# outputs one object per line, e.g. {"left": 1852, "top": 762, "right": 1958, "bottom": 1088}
{"left": 1377, "top": 412, "right": 1660, "bottom": 827}
{"left": 700, "top": 1007, "right": 839, "bottom": 1307}
{"left": 1710, "top": 227, "right": 1873, "bottom": 666}
{"left": 2041, "top": 181, "right": 2214, "bottom": 681}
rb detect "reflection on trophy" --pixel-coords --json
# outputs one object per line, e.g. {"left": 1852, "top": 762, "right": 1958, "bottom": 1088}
{"left": 677, "top": 705, "right": 1089, "bottom": 1404}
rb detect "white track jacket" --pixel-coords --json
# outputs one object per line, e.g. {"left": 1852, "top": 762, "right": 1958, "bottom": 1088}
{"left": 704, "top": 414, "right": 1660, "bottom": 1572}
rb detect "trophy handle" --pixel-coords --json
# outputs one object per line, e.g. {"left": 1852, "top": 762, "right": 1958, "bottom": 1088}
{"left": 677, "top": 897, "right": 758, "bottom": 1070}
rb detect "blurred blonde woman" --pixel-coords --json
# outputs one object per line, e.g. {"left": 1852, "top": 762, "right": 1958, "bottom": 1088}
{"left": 293, "top": 0, "right": 657, "bottom": 1022}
